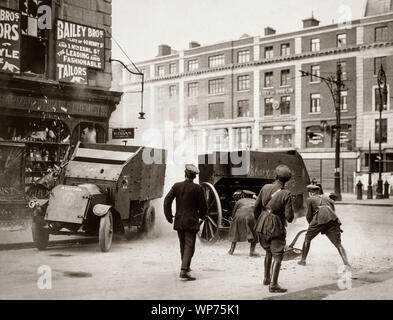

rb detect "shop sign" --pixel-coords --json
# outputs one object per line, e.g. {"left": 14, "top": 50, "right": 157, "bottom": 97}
{"left": 306, "top": 128, "right": 325, "bottom": 147}
{"left": 0, "top": 7, "right": 21, "bottom": 74}
{"left": 261, "top": 87, "right": 294, "bottom": 96}
{"left": 112, "top": 128, "right": 135, "bottom": 140}
{"left": 56, "top": 19, "right": 105, "bottom": 84}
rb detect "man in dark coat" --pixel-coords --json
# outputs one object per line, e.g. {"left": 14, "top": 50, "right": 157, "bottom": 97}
{"left": 254, "top": 165, "right": 294, "bottom": 293}
{"left": 164, "top": 164, "right": 207, "bottom": 281}
{"left": 228, "top": 190, "right": 260, "bottom": 257}
{"left": 298, "top": 186, "right": 350, "bottom": 267}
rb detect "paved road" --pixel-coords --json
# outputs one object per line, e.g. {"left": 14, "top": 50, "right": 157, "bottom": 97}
{"left": 0, "top": 205, "right": 392, "bottom": 300}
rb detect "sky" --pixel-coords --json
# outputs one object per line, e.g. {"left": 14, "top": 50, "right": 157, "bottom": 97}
{"left": 112, "top": 0, "right": 367, "bottom": 63}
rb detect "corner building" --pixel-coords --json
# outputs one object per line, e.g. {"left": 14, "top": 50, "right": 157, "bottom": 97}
{"left": 114, "top": 1, "right": 393, "bottom": 191}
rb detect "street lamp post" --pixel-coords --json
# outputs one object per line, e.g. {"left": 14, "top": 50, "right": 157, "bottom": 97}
{"left": 300, "top": 63, "right": 345, "bottom": 200}
{"left": 376, "top": 65, "right": 388, "bottom": 199}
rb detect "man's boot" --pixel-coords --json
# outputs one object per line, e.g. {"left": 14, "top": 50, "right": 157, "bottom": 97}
{"left": 269, "top": 257, "right": 287, "bottom": 293}
{"left": 263, "top": 252, "right": 272, "bottom": 285}
{"left": 298, "top": 241, "right": 311, "bottom": 266}
{"left": 337, "top": 245, "right": 351, "bottom": 268}
{"left": 250, "top": 242, "right": 260, "bottom": 257}
{"left": 228, "top": 242, "right": 236, "bottom": 255}
{"left": 179, "top": 270, "right": 196, "bottom": 281}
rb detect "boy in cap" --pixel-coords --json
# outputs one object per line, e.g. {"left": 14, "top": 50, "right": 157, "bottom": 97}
{"left": 297, "top": 184, "right": 350, "bottom": 268}
{"left": 164, "top": 164, "right": 207, "bottom": 281}
{"left": 254, "top": 165, "right": 294, "bottom": 293}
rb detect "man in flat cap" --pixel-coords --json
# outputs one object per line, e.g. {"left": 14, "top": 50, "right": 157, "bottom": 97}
{"left": 164, "top": 164, "right": 207, "bottom": 281}
{"left": 254, "top": 165, "right": 294, "bottom": 293}
{"left": 297, "top": 184, "right": 350, "bottom": 268}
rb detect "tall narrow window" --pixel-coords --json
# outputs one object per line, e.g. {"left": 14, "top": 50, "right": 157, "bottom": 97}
{"left": 169, "top": 63, "right": 177, "bottom": 74}
{"left": 237, "top": 75, "right": 250, "bottom": 91}
{"left": 264, "top": 46, "right": 273, "bottom": 59}
{"left": 281, "top": 43, "right": 290, "bottom": 56}
{"left": 375, "top": 119, "right": 388, "bottom": 143}
{"left": 374, "top": 57, "right": 387, "bottom": 76}
{"left": 337, "top": 34, "right": 347, "bottom": 47}
{"left": 264, "top": 72, "right": 273, "bottom": 88}
{"left": 188, "top": 105, "right": 198, "bottom": 122}
{"left": 169, "top": 85, "right": 177, "bottom": 97}
{"left": 187, "top": 82, "right": 198, "bottom": 97}
{"left": 338, "top": 62, "right": 347, "bottom": 80}
{"left": 156, "top": 65, "right": 164, "bottom": 76}
{"left": 265, "top": 98, "right": 274, "bottom": 116}
{"left": 375, "top": 26, "right": 388, "bottom": 42}
{"left": 280, "top": 69, "right": 290, "bottom": 86}
{"left": 310, "top": 94, "right": 321, "bottom": 113}
{"left": 375, "top": 88, "right": 388, "bottom": 111}
{"left": 280, "top": 96, "right": 290, "bottom": 115}
{"left": 310, "top": 65, "right": 320, "bottom": 83}
{"left": 311, "top": 38, "right": 320, "bottom": 52}
{"left": 237, "top": 100, "right": 250, "bottom": 118}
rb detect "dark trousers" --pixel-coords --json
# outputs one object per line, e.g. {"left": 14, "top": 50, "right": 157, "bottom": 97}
{"left": 177, "top": 230, "right": 197, "bottom": 271}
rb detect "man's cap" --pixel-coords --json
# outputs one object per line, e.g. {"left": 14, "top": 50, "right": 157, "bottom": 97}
{"left": 185, "top": 164, "right": 199, "bottom": 174}
{"left": 307, "top": 184, "right": 320, "bottom": 191}
{"left": 275, "top": 165, "right": 292, "bottom": 180}
{"left": 329, "top": 193, "right": 338, "bottom": 200}
{"left": 242, "top": 190, "right": 256, "bottom": 196}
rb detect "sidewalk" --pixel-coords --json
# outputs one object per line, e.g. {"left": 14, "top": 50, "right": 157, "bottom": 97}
{"left": 337, "top": 193, "right": 393, "bottom": 207}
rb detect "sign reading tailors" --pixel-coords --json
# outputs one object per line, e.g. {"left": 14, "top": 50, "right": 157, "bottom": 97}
{"left": 56, "top": 19, "right": 105, "bottom": 84}
{"left": 0, "top": 7, "right": 21, "bottom": 74}
{"left": 112, "top": 128, "right": 135, "bottom": 140}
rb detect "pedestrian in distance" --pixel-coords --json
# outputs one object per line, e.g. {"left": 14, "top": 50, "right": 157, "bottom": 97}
{"left": 254, "top": 165, "right": 294, "bottom": 293}
{"left": 311, "top": 177, "right": 324, "bottom": 195}
{"left": 164, "top": 164, "right": 208, "bottom": 281}
{"left": 297, "top": 185, "right": 351, "bottom": 268}
{"left": 228, "top": 190, "right": 260, "bottom": 257}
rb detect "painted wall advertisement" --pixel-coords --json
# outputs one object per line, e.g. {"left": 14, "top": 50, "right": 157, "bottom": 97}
{"left": 0, "top": 7, "right": 21, "bottom": 74}
{"left": 56, "top": 19, "right": 105, "bottom": 84}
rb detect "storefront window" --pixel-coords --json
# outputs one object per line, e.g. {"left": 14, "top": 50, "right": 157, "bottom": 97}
{"left": 207, "top": 128, "right": 229, "bottom": 151}
{"left": 331, "top": 124, "right": 353, "bottom": 149}
{"left": 306, "top": 126, "right": 325, "bottom": 148}
{"left": 234, "top": 127, "right": 252, "bottom": 150}
{"left": 260, "top": 128, "right": 293, "bottom": 149}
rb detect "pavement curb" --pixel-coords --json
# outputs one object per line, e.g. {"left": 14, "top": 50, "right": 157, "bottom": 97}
{"left": 336, "top": 202, "right": 393, "bottom": 207}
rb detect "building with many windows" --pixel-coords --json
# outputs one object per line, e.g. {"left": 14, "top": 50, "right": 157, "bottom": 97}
{"left": 112, "top": 1, "right": 393, "bottom": 191}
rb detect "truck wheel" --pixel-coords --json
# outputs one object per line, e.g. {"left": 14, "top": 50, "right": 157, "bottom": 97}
{"left": 139, "top": 205, "right": 155, "bottom": 235}
{"left": 99, "top": 212, "right": 113, "bottom": 252}
{"left": 32, "top": 222, "right": 49, "bottom": 250}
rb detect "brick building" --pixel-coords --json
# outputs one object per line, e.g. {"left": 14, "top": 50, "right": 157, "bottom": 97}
{"left": 0, "top": 0, "right": 121, "bottom": 208}
{"left": 112, "top": 0, "right": 393, "bottom": 191}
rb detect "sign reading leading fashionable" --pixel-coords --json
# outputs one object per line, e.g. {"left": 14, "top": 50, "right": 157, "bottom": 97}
{"left": 56, "top": 19, "right": 105, "bottom": 84}
{"left": 112, "top": 128, "right": 135, "bottom": 140}
{"left": 0, "top": 7, "right": 21, "bottom": 74}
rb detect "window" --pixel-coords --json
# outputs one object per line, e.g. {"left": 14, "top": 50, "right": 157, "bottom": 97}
{"left": 234, "top": 127, "right": 252, "bottom": 150}
{"left": 156, "top": 65, "right": 164, "bottom": 76}
{"left": 338, "top": 62, "right": 347, "bottom": 80}
{"left": 237, "top": 50, "right": 250, "bottom": 63}
{"left": 169, "top": 85, "right": 177, "bottom": 97}
{"left": 281, "top": 43, "right": 290, "bottom": 56}
{"left": 187, "top": 82, "right": 198, "bottom": 97}
{"left": 310, "top": 65, "right": 320, "bottom": 83}
{"left": 188, "top": 59, "right": 199, "bottom": 71}
{"left": 265, "top": 46, "right": 273, "bottom": 59}
{"left": 169, "top": 63, "right": 177, "bottom": 74}
{"left": 262, "top": 133, "right": 293, "bottom": 149}
{"left": 237, "top": 100, "right": 250, "bottom": 117}
{"left": 188, "top": 105, "right": 198, "bottom": 122}
{"left": 375, "top": 26, "right": 388, "bottom": 42}
{"left": 265, "top": 98, "right": 274, "bottom": 116}
{"left": 331, "top": 124, "right": 353, "bottom": 149}
{"left": 340, "top": 91, "right": 348, "bottom": 111}
{"left": 374, "top": 57, "right": 387, "bottom": 76}
{"left": 280, "top": 69, "right": 290, "bottom": 86}
{"left": 20, "top": 0, "right": 50, "bottom": 74}
{"left": 306, "top": 126, "right": 325, "bottom": 148}
{"left": 264, "top": 72, "right": 273, "bottom": 88}
{"left": 208, "top": 54, "right": 225, "bottom": 68}
{"left": 375, "top": 119, "right": 388, "bottom": 143}
{"left": 337, "top": 34, "right": 347, "bottom": 47}
{"left": 310, "top": 94, "right": 321, "bottom": 113}
{"left": 237, "top": 75, "right": 250, "bottom": 91}
{"left": 311, "top": 38, "right": 320, "bottom": 52}
{"left": 280, "top": 96, "right": 290, "bottom": 115}
{"left": 208, "top": 78, "right": 225, "bottom": 94}
{"left": 158, "top": 87, "right": 166, "bottom": 98}
{"left": 208, "top": 102, "right": 225, "bottom": 120}
{"left": 375, "top": 88, "right": 388, "bottom": 111}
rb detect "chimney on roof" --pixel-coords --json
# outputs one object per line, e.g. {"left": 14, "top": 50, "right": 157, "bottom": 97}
{"left": 158, "top": 44, "right": 172, "bottom": 56}
{"left": 303, "top": 16, "right": 320, "bottom": 28}
{"left": 189, "top": 41, "right": 200, "bottom": 49}
{"left": 264, "top": 27, "right": 276, "bottom": 36}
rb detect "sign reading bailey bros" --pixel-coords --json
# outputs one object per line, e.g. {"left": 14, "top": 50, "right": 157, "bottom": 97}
{"left": 0, "top": 7, "right": 21, "bottom": 74}
{"left": 56, "top": 19, "right": 105, "bottom": 84}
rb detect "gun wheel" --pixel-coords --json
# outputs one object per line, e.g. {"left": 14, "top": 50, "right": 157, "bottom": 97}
{"left": 99, "top": 212, "right": 113, "bottom": 252}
